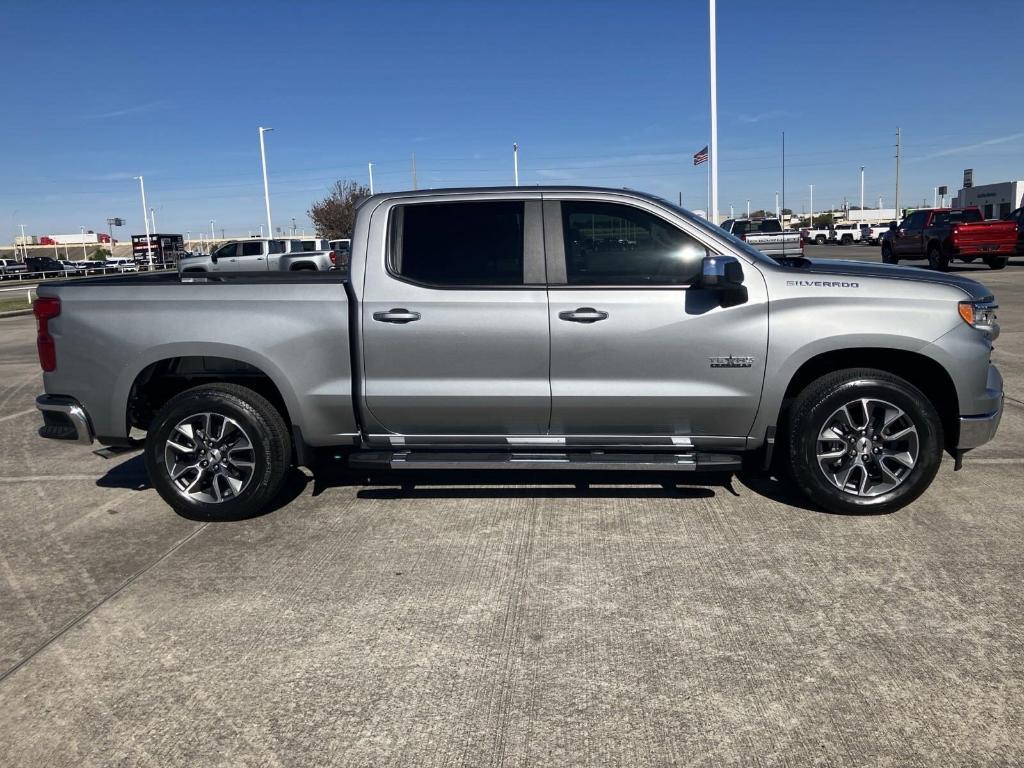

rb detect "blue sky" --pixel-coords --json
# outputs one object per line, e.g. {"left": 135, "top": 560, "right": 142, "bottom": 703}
{"left": 2, "top": 0, "right": 1023, "bottom": 239}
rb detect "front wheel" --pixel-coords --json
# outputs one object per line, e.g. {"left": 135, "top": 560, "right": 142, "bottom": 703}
{"left": 881, "top": 241, "right": 897, "bottom": 264}
{"left": 787, "top": 368, "right": 943, "bottom": 514}
{"left": 984, "top": 255, "right": 1009, "bottom": 270}
{"left": 815, "top": 235, "right": 827, "bottom": 245}
{"left": 144, "top": 383, "right": 291, "bottom": 519}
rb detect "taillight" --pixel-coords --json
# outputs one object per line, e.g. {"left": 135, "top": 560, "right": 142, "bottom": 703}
{"left": 33, "top": 296, "right": 60, "bottom": 372}
{"left": 799, "top": 235, "right": 805, "bottom": 250}
{"left": 739, "top": 233, "right": 747, "bottom": 241}
{"left": 329, "top": 250, "right": 337, "bottom": 265}
{"left": 950, "top": 225, "right": 960, "bottom": 248}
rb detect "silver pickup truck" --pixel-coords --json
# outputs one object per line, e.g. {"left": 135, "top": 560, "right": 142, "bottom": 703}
{"left": 719, "top": 218, "right": 803, "bottom": 257}
{"left": 178, "top": 237, "right": 338, "bottom": 273}
{"left": 34, "top": 186, "right": 1002, "bottom": 518}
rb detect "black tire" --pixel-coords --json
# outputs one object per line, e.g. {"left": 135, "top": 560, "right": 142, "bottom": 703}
{"left": 787, "top": 368, "right": 943, "bottom": 514}
{"left": 985, "top": 255, "right": 1009, "bottom": 270}
{"left": 880, "top": 241, "right": 897, "bottom": 264}
{"left": 927, "top": 243, "right": 950, "bottom": 271}
{"left": 841, "top": 234, "right": 853, "bottom": 245}
{"left": 815, "top": 235, "right": 827, "bottom": 245}
{"left": 144, "top": 383, "right": 291, "bottom": 519}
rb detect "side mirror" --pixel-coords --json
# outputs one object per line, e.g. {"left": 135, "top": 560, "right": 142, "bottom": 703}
{"left": 210, "top": 251, "right": 218, "bottom": 263}
{"left": 699, "top": 255, "right": 747, "bottom": 307}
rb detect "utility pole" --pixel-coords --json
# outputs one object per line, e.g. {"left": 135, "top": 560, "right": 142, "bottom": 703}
{"left": 368, "top": 162, "right": 375, "bottom": 194}
{"left": 150, "top": 207, "right": 156, "bottom": 233}
{"left": 708, "top": 0, "right": 719, "bottom": 223}
{"left": 513, "top": 143, "right": 519, "bottom": 186}
{"left": 746, "top": 200, "right": 750, "bottom": 218}
{"left": 134, "top": 176, "right": 153, "bottom": 264}
{"left": 18, "top": 223, "right": 27, "bottom": 262}
{"left": 894, "top": 127, "right": 901, "bottom": 222}
{"left": 412, "top": 152, "right": 417, "bottom": 190}
{"left": 859, "top": 166, "right": 865, "bottom": 213}
{"left": 258, "top": 127, "right": 274, "bottom": 242}
{"left": 809, "top": 184, "right": 813, "bottom": 227}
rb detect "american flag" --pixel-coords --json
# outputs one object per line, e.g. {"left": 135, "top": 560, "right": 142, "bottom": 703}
{"left": 693, "top": 146, "right": 709, "bottom": 166}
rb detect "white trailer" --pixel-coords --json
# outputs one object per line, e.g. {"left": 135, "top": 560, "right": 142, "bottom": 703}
{"left": 51, "top": 233, "right": 101, "bottom": 245}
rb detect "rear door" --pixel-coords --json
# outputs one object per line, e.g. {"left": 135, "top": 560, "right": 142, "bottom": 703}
{"left": 545, "top": 195, "right": 768, "bottom": 443}
{"left": 361, "top": 196, "right": 550, "bottom": 437}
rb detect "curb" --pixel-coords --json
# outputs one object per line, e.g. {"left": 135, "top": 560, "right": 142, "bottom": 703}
{"left": 0, "top": 309, "right": 33, "bottom": 318}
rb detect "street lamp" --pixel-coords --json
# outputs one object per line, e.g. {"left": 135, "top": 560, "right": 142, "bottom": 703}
{"left": 258, "top": 127, "right": 274, "bottom": 243}
{"left": 80, "top": 226, "right": 87, "bottom": 261}
{"left": 133, "top": 176, "right": 153, "bottom": 264}
{"left": 809, "top": 184, "right": 814, "bottom": 227}
{"left": 859, "top": 166, "right": 865, "bottom": 214}
{"left": 210, "top": 219, "right": 216, "bottom": 242}
{"left": 106, "top": 217, "right": 124, "bottom": 259}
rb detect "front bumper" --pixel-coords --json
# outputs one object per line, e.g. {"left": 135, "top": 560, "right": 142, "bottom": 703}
{"left": 957, "top": 397, "right": 1003, "bottom": 451}
{"left": 36, "top": 395, "right": 94, "bottom": 445}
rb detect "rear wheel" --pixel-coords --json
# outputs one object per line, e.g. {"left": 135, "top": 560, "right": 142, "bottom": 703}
{"left": 787, "top": 369, "right": 943, "bottom": 514}
{"left": 841, "top": 234, "right": 853, "bottom": 245}
{"left": 815, "top": 235, "right": 827, "bottom": 245}
{"left": 144, "top": 384, "right": 291, "bottom": 519}
{"left": 984, "top": 255, "right": 1009, "bottom": 270}
{"left": 881, "top": 241, "right": 897, "bottom": 264}
{"left": 927, "top": 243, "right": 950, "bottom": 271}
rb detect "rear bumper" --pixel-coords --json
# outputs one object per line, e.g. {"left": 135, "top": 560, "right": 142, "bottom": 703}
{"left": 36, "top": 395, "right": 94, "bottom": 445}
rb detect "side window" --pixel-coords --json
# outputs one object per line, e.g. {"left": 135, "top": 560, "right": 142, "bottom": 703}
{"left": 906, "top": 212, "right": 926, "bottom": 229}
{"left": 241, "top": 241, "right": 264, "bottom": 257}
{"left": 561, "top": 201, "right": 706, "bottom": 286}
{"left": 268, "top": 240, "right": 285, "bottom": 254}
{"left": 390, "top": 201, "right": 525, "bottom": 286}
{"left": 214, "top": 242, "right": 238, "bottom": 259}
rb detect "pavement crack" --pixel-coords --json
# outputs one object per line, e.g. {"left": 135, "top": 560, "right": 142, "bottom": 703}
{"left": 0, "top": 521, "right": 209, "bottom": 686}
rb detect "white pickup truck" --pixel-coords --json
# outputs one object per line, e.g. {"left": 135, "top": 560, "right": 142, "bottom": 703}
{"left": 718, "top": 218, "right": 803, "bottom": 257}
{"left": 178, "top": 238, "right": 338, "bottom": 273}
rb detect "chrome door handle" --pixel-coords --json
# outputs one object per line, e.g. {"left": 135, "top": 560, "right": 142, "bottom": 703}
{"left": 373, "top": 308, "right": 421, "bottom": 324}
{"left": 558, "top": 307, "right": 608, "bottom": 323}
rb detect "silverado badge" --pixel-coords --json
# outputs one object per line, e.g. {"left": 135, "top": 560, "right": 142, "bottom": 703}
{"left": 709, "top": 355, "right": 755, "bottom": 368}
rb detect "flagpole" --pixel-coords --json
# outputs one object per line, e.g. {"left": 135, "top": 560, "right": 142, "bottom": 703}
{"left": 709, "top": 0, "right": 719, "bottom": 224}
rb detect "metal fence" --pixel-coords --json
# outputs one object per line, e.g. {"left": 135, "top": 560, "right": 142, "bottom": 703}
{"left": 0, "top": 263, "right": 177, "bottom": 284}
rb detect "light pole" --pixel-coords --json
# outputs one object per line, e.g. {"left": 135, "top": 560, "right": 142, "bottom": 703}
{"left": 513, "top": 142, "right": 520, "bottom": 186}
{"left": 368, "top": 162, "right": 375, "bottom": 194}
{"left": 746, "top": 200, "right": 750, "bottom": 218}
{"left": 258, "top": 126, "right": 274, "bottom": 242}
{"left": 259, "top": 224, "right": 264, "bottom": 238}
{"left": 729, "top": 203, "right": 734, "bottom": 217}
{"left": 859, "top": 166, "right": 865, "bottom": 214}
{"left": 18, "top": 223, "right": 27, "bottom": 262}
{"left": 775, "top": 190, "right": 780, "bottom": 220}
{"left": 708, "top": 0, "right": 719, "bottom": 224}
{"left": 80, "top": 226, "right": 87, "bottom": 261}
{"left": 809, "top": 184, "right": 814, "bottom": 227}
{"left": 186, "top": 231, "right": 191, "bottom": 251}
{"left": 134, "top": 176, "right": 153, "bottom": 264}
{"left": 933, "top": 187, "right": 938, "bottom": 208}
{"left": 150, "top": 207, "right": 157, "bottom": 233}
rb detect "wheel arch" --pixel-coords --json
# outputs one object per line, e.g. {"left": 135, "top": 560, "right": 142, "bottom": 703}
{"left": 118, "top": 345, "right": 300, "bottom": 438}
{"left": 777, "top": 348, "right": 959, "bottom": 451}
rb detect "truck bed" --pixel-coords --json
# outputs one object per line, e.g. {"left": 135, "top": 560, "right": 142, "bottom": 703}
{"left": 36, "top": 271, "right": 358, "bottom": 447}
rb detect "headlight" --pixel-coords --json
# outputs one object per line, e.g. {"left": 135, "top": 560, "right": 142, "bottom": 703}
{"left": 959, "top": 300, "right": 999, "bottom": 337}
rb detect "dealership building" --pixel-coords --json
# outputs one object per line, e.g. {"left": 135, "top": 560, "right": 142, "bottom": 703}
{"left": 953, "top": 178, "right": 1024, "bottom": 219}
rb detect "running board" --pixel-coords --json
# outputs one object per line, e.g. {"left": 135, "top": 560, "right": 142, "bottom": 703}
{"left": 348, "top": 450, "right": 742, "bottom": 473}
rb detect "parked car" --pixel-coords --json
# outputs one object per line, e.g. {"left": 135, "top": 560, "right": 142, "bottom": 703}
{"left": 58, "top": 260, "right": 85, "bottom": 275}
{"left": 0, "top": 258, "right": 27, "bottom": 276}
{"left": 880, "top": 207, "right": 1016, "bottom": 270}
{"left": 105, "top": 258, "right": 139, "bottom": 273}
{"left": 802, "top": 225, "right": 834, "bottom": 245}
{"left": 24, "top": 256, "right": 67, "bottom": 275}
{"left": 177, "top": 238, "right": 337, "bottom": 273}
{"left": 329, "top": 238, "right": 352, "bottom": 269}
{"left": 1004, "top": 207, "right": 1024, "bottom": 255}
{"left": 718, "top": 217, "right": 803, "bottom": 257}
{"left": 34, "top": 186, "right": 1003, "bottom": 520}
{"left": 861, "top": 224, "right": 890, "bottom": 245}
{"left": 831, "top": 223, "right": 863, "bottom": 245}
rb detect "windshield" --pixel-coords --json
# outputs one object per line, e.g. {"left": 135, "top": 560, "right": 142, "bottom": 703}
{"left": 649, "top": 197, "right": 778, "bottom": 266}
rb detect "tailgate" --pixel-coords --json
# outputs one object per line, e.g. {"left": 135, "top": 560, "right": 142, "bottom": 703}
{"left": 954, "top": 220, "right": 1017, "bottom": 246}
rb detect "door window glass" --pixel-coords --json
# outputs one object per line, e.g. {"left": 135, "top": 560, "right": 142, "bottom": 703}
{"left": 561, "top": 201, "right": 706, "bottom": 285}
{"left": 390, "top": 201, "right": 525, "bottom": 286}
{"left": 213, "top": 243, "right": 238, "bottom": 259}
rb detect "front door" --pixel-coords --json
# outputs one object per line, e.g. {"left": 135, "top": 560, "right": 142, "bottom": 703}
{"left": 545, "top": 198, "right": 768, "bottom": 440}
{"left": 895, "top": 211, "right": 928, "bottom": 257}
{"left": 361, "top": 197, "right": 550, "bottom": 437}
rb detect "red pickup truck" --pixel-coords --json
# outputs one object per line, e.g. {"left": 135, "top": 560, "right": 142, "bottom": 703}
{"left": 880, "top": 207, "right": 1016, "bottom": 270}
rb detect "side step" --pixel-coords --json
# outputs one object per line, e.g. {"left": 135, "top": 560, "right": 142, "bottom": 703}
{"left": 348, "top": 450, "right": 742, "bottom": 473}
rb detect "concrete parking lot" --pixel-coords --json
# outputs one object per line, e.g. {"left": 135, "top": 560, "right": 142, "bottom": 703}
{"left": 1, "top": 246, "right": 1022, "bottom": 766}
